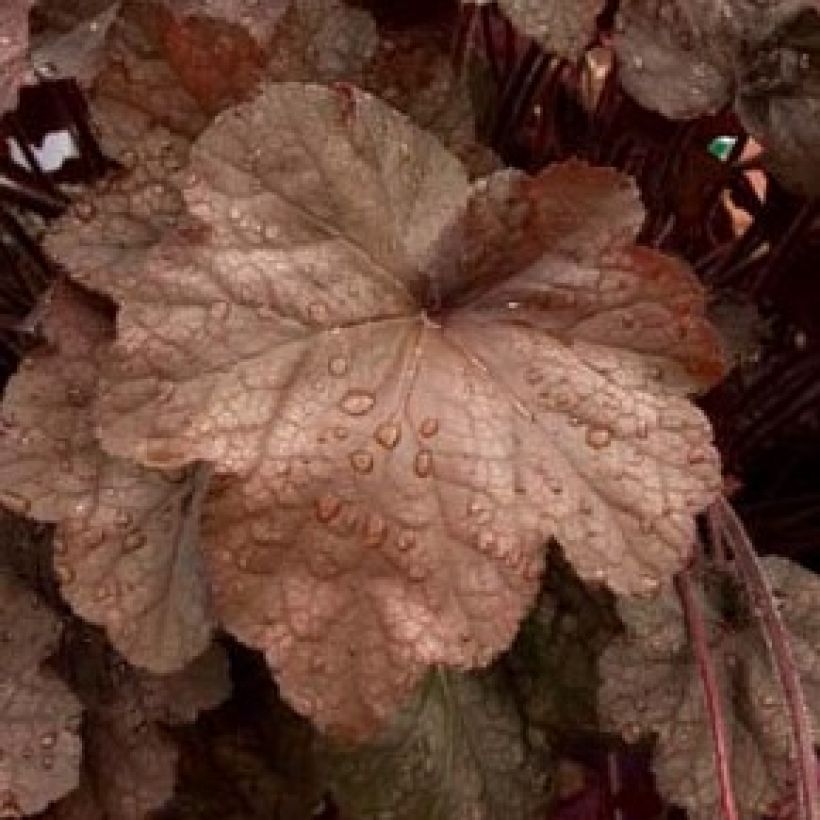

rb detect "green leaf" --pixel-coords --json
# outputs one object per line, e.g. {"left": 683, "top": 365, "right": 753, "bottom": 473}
{"left": 323, "top": 668, "right": 549, "bottom": 820}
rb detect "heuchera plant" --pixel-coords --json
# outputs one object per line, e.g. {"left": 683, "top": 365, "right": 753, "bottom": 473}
{"left": 0, "top": 0, "right": 819, "bottom": 818}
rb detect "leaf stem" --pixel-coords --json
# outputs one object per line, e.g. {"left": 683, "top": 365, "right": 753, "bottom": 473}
{"left": 674, "top": 567, "right": 741, "bottom": 820}
{"left": 711, "top": 496, "right": 820, "bottom": 820}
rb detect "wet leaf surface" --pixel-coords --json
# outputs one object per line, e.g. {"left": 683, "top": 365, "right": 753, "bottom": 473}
{"left": 51, "top": 81, "right": 725, "bottom": 735}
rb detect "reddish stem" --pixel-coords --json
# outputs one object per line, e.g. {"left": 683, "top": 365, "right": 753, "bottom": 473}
{"left": 675, "top": 567, "right": 741, "bottom": 820}
{"left": 711, "top": 497, "right": 820, "bottom": 820}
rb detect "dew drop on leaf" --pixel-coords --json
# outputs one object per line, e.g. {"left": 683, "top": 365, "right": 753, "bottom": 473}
{"left": 419, "top": 417, "right": 439, "bottom": 438}
{"left": 316, "top": 494, "right": 343, "bottom": 524}
{"left": 339, "top": 390, "right": 375, "bottom": 416}
{"left": 328, "top": 356, "right": 349, "bottom": 377}
{"left": 350, "top": 450, "right": 374, "bottom": 474}
{"left": 414, "top": 449, "right": 433, "bottom": 478}
{"left": 585, "top": 427, "right": 613, "bottom": 449}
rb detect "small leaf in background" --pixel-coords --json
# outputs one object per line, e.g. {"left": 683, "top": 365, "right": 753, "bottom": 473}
{"left": 614, "top": 0, "right": 820, "bottom": 195}
{"left": 157, "top": 648, "right": 323, "bottom": 820}
{"left": 46, "top": 630, "right": 231, "bottom": 820}
{"left": 30, "top": 1, "right": 121, "bottom": 88}
{"left": 506, "top": 554, "right": 619, "bottom": 744}
{"left": 613, "top": 0, "right": 737, "bottom": 120}
{"left": 468, "top": 0, "right": 605, "bottom": 61}
{"left": 599, "top": 557, "right": 820, "bottom": 819}
{"left": 322, "top": 668, "right": 548, "bottom": 820}
{"left": 0, "top": 574, "right": 82, "bottom": 816}
{"left": 158, "top": 0, "right": 289, "bottom": 42}
{"left": 735, "top": 5, "right": 820, "bottom": 197}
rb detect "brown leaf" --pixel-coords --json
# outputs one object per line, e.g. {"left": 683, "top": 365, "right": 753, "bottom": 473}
{"left": 53, "top": 633, "right": 231, "bottom": 820}
{"left": 360, "top": 12, "right": 499, "bottom": 177}
{"left": 158, "top": 0, "right": 288, "bottom": 41}
{"left": 262, "top": 0, "right": 378, "bottom": 85}
{"left": 0, "top": 0, "right": 34, "bottom": 115}
{"left": 613, "top": 0, "right": 736, "bottom": 119}
{"left": 44, "top": 128, "right": 190, "bottom": 297}
{"left": 0, "top": 284, "right": 215, "bottom": 673}
{"left": 85, "top": 1, "right": 210, "bottom": 156}
{"left": 491, "top": 0, "right": 604, "bottom": 59}
{"left": 75, "top": 82, "right": 723, "bottom": 735}
{"left": 0, "top": 574, "right": 82, "bottom": 816}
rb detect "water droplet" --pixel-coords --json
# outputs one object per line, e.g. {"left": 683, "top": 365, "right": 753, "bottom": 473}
{"left": 624, "top": 723, "right": 642, "bottom": 742}
{"left": 477, "top": 530, "right": 496, "bottom": 551}
{"left": 349, "top": 450, "right": 374, "bottom": 474}
{"left": 641, "top": 575, "right": 660, "bottom": 593}
{"left": 315, "top": 494, "right": 342, "bottom": 524}
{"left": 632, "top": 55, "right": 644, "bottom": 70}
{"left": 419, "top": 417, "right": 439, "bottom": 438}
{"left": 54, "top": 562, "right": 75, "bottom": 584}
{"left": 414, "top": 449, "right": 433, "bottom": 478}
{"left": 328, "top": 356, "right": 349, "bottom": 377}
{"left": 687, "top": 447, "right": 709, "bottom": 465}
{"left": 375, "top": 421, "right": 401, "bottom": 449}
{"left": 0, "top": 490, "right": 31, "bottom": 514}
{"left": 39, "top": 732, "right": 56, "bottom": 750}
{"left": 363, "top": 513, "right": 387, "bottom": 547}
{"left": 585, "top": 427, "right": 612, "bottom": 449}
{"left": 340, "top": 390, "right": 375, "bottom": 416}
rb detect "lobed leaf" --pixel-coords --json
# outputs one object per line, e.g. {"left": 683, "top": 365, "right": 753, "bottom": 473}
{"left": 51, "top": 633, "right": 231, "bottom": 820}
{"left": 0, "top": 284, "right": 215, "bottom": 673}
{"left": 0, "top": 574, "right": 82, "bottom": 816}
{"left": 57, "top": 81, "right": 725, "bottom": 735}
{"left": 599, "top": 559, "right": 820, "bottom": 819}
